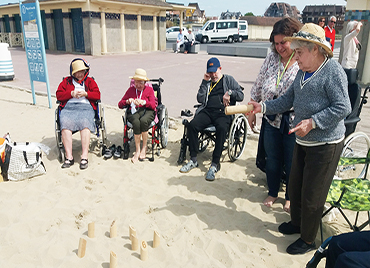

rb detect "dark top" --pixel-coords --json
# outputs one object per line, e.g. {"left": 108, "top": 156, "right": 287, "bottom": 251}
{"left": 206, "top": 76, "right": 224, "bottom": 110}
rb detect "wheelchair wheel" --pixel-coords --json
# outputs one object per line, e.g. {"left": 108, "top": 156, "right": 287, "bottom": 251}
{"left": 55, "top": 108, "right": 65, "bottom": 163}
{"left": 228, "top": 114, "right": 248, "bottom": 161}
{"left": 337, "top": 131, "right": 370, "bottom": 180}
{"left": 160, "top": 106, "right": 169, "bottom": 148}
{"left": 198, "top": 132, "right": 209, "bottom": 152}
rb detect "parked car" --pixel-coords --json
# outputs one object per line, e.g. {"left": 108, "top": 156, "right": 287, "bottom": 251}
{"left": 195, "top": 19, "right": 248, "bottom": 43}
{"left": 166, "top": 27, "right": 188, "bottom": 41}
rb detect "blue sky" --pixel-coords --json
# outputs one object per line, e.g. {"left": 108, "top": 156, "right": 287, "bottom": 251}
{"left": 0, "top": 0, "right": 348, "bottom": 17}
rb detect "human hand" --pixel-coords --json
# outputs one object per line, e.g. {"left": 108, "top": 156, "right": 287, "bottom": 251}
{"left": 246, "top": 101, "right": 261, "bottom": 115}
{"left": 289, "top": 118, "right": 313, "bottom": 137}
{"left": 76, "top": 91, "right": 87, "bottom": 98}
{"left": 223, "top": 92, "right": 230, "bottom": 106}
{"left": 204, "top": 73, "right": 211, "bottom": 81}
{"left": 247, "top": 113, "right": 256, "bottom": 130}
{"left": 126, "top": 98, "right": 134, "bottom": 105}
{"left": 133, "top": 99, "right": 141, "bottom": 106}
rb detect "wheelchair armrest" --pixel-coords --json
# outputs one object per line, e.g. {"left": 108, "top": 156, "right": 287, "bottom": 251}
{"left": 344, "top": 117, "right": 361, "bottom": 125}
{"left": 194, "top": 104, "right": 201, "bottom": 108}
{"left": 56, "top": 100, "right": 61, "bottom": 104}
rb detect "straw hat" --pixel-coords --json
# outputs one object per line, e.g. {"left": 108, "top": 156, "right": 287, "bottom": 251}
{"left": 284, "top": 23, "right": 333, "bottom": 57}
{"left": 71, "top": 59, "right": 89, "bottom": 75}
{"left": 129, "top": 68, "right": 149, "bottom": 81}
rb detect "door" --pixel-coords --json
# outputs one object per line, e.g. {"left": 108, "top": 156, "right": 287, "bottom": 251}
{"left": 40, "top": 10, "right": 49, "bottom": 49}
{"left": 53, "top": 9, "right": 65, "bottom": 51}
{"left": 71, "top": 8, "right": 85, "bottom": 53}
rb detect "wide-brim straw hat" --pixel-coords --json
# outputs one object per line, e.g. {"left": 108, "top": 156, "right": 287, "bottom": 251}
{"left": 284, "top": 23, "right": 333, "bottom": 58}
{"left": 129, "top": 68, "right": 149, "bottom": 81}
{"left": 71, "top": 59, "right": 89, "bottom": 75}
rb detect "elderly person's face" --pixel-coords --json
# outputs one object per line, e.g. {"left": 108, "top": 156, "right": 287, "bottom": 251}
{"left": 274, "top": 34, "right": 293, "bottom": 60}
{"left": 208, "top": 67, "right": 222, "bottom": 82}
{"left": 329, "top": 18, "right": 336, "bottom": 28}
{"left": 74, "top": 70, "right": 85, "bottom": 80}
{"left": 134, "top": 80, "right": 145, "bottom": 91}
{"left": 294, "top": 46, "right": 319, "bottom": 73}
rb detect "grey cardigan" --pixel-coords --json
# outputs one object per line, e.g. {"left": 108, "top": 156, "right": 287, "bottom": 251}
{"left": 196, "top": 74, "right": 244, "bottom": 115}
{"left": 263, "top": 58, "right": 351, "bottom": 143}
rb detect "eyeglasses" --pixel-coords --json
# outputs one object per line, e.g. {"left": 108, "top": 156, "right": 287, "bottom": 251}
{"left": 330, "top": 21, "right": 336, "bottom": 23}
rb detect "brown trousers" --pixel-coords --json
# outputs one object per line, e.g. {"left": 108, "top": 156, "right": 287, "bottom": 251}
{"left": 288, "top": 140, "right": 344, "bottom": 243}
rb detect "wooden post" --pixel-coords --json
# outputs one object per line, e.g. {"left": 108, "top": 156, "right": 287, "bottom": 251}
{"left": 110, "top": 220, "right": 117, "bottom": 238}
{"left": 140, "top": 240, "right": 148, "bottom": 261}
{"left": 77, "top": 238, "right": 87, "bottom": 258}
{"left": 131, "top": 234, "right": 138, "bottom": 251}
{"left": 110, "top": 251, "right": 117, "bottom": 268}
{"left": 129, "top": 225, "right": 136, "bottom": 240}
{"left": 153, "top": 230, "right": 160, "bottom": 248}
{"left": 88, "top": 222, "right": 95, "bottom": 238}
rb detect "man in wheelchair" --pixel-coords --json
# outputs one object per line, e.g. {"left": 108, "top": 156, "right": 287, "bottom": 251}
{"left": 179, "top": 57, "right": 244, "bottom": 181}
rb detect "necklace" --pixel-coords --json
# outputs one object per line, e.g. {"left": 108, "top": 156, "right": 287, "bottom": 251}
{"left": 208, "top": 74, "right": 223, "bottom": 95}
{"left": 276, "top": 52, "right": 294, "bottom": 89}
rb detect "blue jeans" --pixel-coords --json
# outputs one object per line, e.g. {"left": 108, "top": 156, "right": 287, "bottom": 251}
{"left": 263, "top": 118, "right": 295, "bottom": 200}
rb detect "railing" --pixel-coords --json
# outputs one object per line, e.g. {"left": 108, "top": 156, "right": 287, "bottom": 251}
{"left": 0, "top": 33, "right": 24, "bottom": 47}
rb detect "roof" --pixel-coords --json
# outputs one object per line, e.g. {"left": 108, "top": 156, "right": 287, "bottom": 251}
{"left": 241, "top": 16, "right": 281, "bottom": 26}
{"left": 34, "top": 0, "right": 172, "bottom": 8}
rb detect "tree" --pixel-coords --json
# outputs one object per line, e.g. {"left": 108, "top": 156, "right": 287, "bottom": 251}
{"left": 244, "top": 12, "right": 254, "bottom": 16}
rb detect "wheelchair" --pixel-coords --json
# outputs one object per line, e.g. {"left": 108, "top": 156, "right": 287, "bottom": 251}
{"left": 121, "top": 78, "right": 169, "bottom": 161}
{"left": 177, "top": 107, "right": 248, "bottom": 165}
{"left": 55, "top": 100, "right": 107, "bottom": 163}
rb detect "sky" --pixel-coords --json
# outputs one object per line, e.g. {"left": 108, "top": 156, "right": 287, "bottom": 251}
{"left": 0, "top": 0, "right": 348, "bottom": 16}
{"left": 180, "top": 0, "right": 347, "bottom": 17}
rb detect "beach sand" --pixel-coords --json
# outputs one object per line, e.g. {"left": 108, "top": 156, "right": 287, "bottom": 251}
{"left": 0, "top": 86, "right": 360, "bottom": 267}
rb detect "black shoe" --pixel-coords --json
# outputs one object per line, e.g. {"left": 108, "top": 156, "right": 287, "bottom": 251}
{"left": 181, "top": 109, "right": 193, "bottom": 117}
{"left": 114, "top": 145, "right": 122, "bottom": 159}
{"left": 104, "top": 144, "right": 116, "bottom": 159}
{"left": 278, "top": 221, "right": 301, "bottom": 235}
{"left": 61, "top": 158, "right": 74, "bottom": 168}
{"left": 286, "top": 238, "right": 316, "bottom": 255}
{"left": 80, "top": 159, "right": 88, "bottom": 170}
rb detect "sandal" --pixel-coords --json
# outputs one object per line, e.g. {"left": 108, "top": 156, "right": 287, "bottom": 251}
{"left": 80, "top": 159, "right": 88, "bottom": 170}
{"left": 61, "top": 158, "right": 74, "bottom": 169}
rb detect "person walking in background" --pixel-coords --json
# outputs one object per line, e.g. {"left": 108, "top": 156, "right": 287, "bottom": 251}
{"left": 318, "top": 17, "right": 325, "bottom": 28}
{"left": 175, "top": 28, "right": 184, "bottom": 53}
{"left": 341, "top": 20, "right": 363, "bottom": 69}
{"left": 247, "top": 17, "right": 302, "bottom": 212}
{"left": 325, "top": 16, "right": 336, "bottom": 51}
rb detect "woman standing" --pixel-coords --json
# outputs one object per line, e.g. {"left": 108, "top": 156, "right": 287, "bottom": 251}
{"left": 248, "top": 17, "right": 302, "bottom": 212}
{"left": 341, "top": 20, "right": 363, "bottom": 69}
{"left": 56, "top": 58, "right": 101, "bottom": 170}
{"left": 118, "top": 69, "right": 157, "bottom": 163}
{"left": 248, "top": 23, "right": 351, "bottom": 254}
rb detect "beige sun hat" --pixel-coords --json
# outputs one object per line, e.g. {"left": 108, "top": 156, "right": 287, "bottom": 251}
{"left": 284, "top": 23, "right": 333, "bottom": 58}
{"left": 71, "top": 59, "right": 89, "bottom": 75}
{"left": 129, "top": 68, "right": 149, "bottom": 81}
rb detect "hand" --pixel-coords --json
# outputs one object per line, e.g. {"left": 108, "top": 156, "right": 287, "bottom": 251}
{"left": 204, "top": 73, "right": 211, "bottom": 81}
{"left": 133, "top": 99, "right": 141, "bottom": 106}
{"left": 247, "top": 101, "right": 261, "bottom": 115}
{"left": 247, "top": 113, "right": 256, "bottom": 130}
{"left": 223, "top": 92, "right": 230, "bottom": 107}
{"left": 126, "top": 98, "right": 134, "bottom": 105}
{"left": 76, "top": 91, "right": 87, "bottom": 98}
{"left": 289, "top": 119, "right": 313, "bottom": 137}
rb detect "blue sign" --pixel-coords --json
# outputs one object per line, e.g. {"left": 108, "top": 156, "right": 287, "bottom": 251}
{"left": 19, "top": 0, "right": 52, "bottom": 108}
{"left": 20, "top": 2, "right": 46, "bottom": 82}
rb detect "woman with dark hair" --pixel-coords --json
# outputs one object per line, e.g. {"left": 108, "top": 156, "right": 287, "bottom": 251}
{"left": 247, "top": 17, "right": 302, "bottom": 212}
{"left": 56, "top": 58, "right": 101, "bottom": 170}
{"left": 318, "top": 17, "right": 326, "bottom": 28}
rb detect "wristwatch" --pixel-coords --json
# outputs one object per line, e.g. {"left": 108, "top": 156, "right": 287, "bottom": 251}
{"left": 227, "top": 90, "right": 232, "bottom": 96}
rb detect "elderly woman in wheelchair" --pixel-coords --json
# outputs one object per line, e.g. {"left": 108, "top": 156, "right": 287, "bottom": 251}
{"left": 56, "top": 58, "right": 101, "bottom": 170}
{"left": 118, "top": 68, "right": 157, "bottom": 163}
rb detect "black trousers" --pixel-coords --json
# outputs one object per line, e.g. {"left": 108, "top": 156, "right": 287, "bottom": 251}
{"left": 289, "top": 141, "right": 343, "bottom": 243}
{"left": 187, "top": 108, "right": 231, "bottom": 165}
{"left": 326, "top": 231, "right": 370, "bottom": 268}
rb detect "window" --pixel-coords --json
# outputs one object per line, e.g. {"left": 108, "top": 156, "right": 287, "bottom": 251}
{"left": 216, "top": 22, "right": 227, "bottom": 30}
{"left": 228, "top": 22, "right": 237, "bottom": 28}
{"left": 3, "top": 15, "right": 10, "bottom": 33}
{"left": 240, "top": 25, "right": 246, "bottom": 30}
{"left": 13, "top": 14, "right": 22, "bottom": 33}
{"left": 206, "top": 22, "right": 214, "bottom": 31}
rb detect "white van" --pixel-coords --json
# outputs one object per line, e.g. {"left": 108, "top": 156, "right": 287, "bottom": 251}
{"left": 195, "top": 19, "right": 248, "bottom": 43}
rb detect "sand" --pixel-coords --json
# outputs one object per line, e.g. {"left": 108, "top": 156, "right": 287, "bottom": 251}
{"left": 0, "top": 85, "right": 359, "bottom": 268}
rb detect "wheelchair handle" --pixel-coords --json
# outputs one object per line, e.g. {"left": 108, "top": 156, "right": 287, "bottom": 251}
{"left": 150, "top": 78, "right": 164, "bottom": 83}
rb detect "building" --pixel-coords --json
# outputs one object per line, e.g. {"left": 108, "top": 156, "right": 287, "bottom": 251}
{"left": 264, "top": 2, "right": 301, "bottom": 21}
{"left": 241, "top": 16, "right": 281, "bottom": 40}
{"left": 220, "top": 10, "right": 242, "bottom": 20}
{"left": 186, "top": 3, "right": 205, "bottom": 24}
{"left": 0, "top": 0, "right": 193, "bottom": 55}
{"left": 301, "top": 5, "right": 345, "bottom": 32}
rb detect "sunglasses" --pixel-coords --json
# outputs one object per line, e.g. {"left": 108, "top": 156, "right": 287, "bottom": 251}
{"left": 320, "top": 20, "right": 325, "bottom": 23}
{"left": 330, "top": 21, "right": 336, "bottom": 23}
